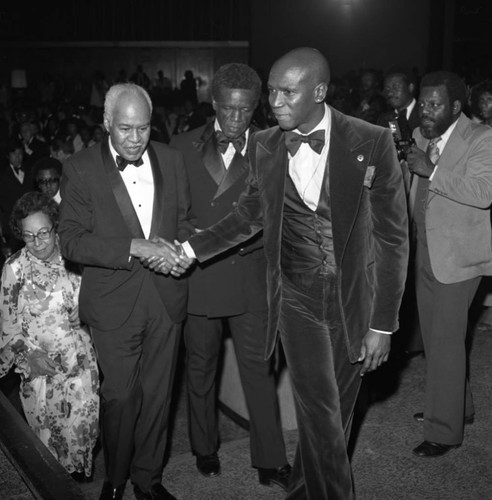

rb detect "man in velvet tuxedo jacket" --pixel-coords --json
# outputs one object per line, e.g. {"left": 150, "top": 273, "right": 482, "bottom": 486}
{"left": 170, "top": 63, "right": 290, "bottom": 489}
{"left": 407, "top": 71, "right": 492, "bottom": 459}
{"left": 59, "top": 83, "right": 195, "bottom": 500}
{"left": 177, "top": 48, "right": 409, "bottom": 499}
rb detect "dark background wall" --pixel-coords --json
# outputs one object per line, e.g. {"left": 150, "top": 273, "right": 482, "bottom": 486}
{"left": 1, "top": 0, "right": 491, "bottom": 100}
{"left": 250, "top": 0, "right": 430, "bottom": 79}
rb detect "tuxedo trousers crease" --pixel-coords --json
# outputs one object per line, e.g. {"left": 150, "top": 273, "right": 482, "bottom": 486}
{"left": 415, "top": 234, "right": 479, "bottom": 445}
{"left": 90, "top": 275, "right": 181, "bottom": 491}
{"left": 184, "top": 311, "right": 287, "bottom": 467}
{"left": 279, "top": 273, "right": 359, "bottom": 500}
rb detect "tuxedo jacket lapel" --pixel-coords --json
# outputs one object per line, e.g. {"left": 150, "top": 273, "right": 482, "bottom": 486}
{"left": 102, "top": 139, "right": 145, "bottom": 238}
{"left": 215, "top": 151, "right": 249, "bottom": 199}
{"left": 256, "top": 128, "right": 289, "bottom": 227}
{"left": 147, "top": 144, "right": 166, "bottom": 239}
{"left": 329, "top": 109, "right": 375, "bottom": 264}
{"left": 193, "top": 124, "right": 225, "bottom": 188}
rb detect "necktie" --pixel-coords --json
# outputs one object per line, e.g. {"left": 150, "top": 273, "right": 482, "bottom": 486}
{"left": 215, "top": 131, "right": 246, "bottom": 155}
{"left": 426, "top": 137, "right": 441, "bottom": 165}
{"left": 116, "top": 155, "right": 144, "bottom": 171}
{"left": 284, "top": 130, "right": 325, "bottom": 156}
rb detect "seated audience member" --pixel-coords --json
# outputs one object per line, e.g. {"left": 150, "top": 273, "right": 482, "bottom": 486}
{"left": 79, "top": 125, "right": 96, "bottom": 149}
{"left": 19, "top": 121, "right": 50, "bottom": 167}
{"left": 0, "top": 192, "right": 99, "bottom": 481}
{"left": 352, "top": 68, "right": 387, "bottom": 124}
{"left": 66, "top": 116, "right": 84, "bottom": 153}
{"left": 91, "top": 124, "right": 106, "bottom": 144}
{"left": 0, "top": 139, "right": 35, "bottom": 255}
{"left": 33, "top": 157, "right": 62, "bottom": 203}
{"left": 476, "top": 80, "right": 492, "bottom": 127}
{"left": 50, "top": 135, "right": 74, "bottom": 162}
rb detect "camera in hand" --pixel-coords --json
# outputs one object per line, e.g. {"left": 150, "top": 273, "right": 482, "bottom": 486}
{"left": 388, "top": 120, "right": 415, "bottom": 161}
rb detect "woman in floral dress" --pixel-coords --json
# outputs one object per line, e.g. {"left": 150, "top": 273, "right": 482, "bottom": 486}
{"left": 0, "top": 191, "right": 99, "bottom": 480}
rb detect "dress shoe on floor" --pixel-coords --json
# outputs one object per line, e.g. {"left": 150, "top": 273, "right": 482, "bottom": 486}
{"left": 134, "top": 483, "right": 177, "bottom": 500}
{"left": 99, "top": 481, "right": 125, "bottom": 500}
{"left": 413, "top": 412, "right": 474, "bottom": 425}
{"left": 258, "top": 463, "right": 292, "bottom": 491}
{"left": 412, "top": 440, "right": 460, "bottom": 458}
{"left": 196, "top": 452, "right": 221, "bottom": 477}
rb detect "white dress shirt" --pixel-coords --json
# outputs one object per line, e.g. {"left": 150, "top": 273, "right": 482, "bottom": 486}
{"left": 288, "top": 104, "right": 331, "bottom": 211}
{"left": 109, "top": 142, "right": 154, "bottom": 239}
{"left": 214, "top": 120, "right": 249, "bottom": 169}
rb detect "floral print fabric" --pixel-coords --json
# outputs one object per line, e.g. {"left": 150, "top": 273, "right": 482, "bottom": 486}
{"left": 0, "top": 246, "right": 99, "bottom": 477}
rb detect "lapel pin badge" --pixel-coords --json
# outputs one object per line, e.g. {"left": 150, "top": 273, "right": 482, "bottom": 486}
{"left": 357, "top": 154, "right": 364, "bottom": 162}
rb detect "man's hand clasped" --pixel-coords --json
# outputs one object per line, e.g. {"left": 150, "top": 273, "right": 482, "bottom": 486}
{"left": 405, "top": 145, "right": 435, "bottom": 178}
{"left": 137, "top": 237, "right": 195, "bottom": 277}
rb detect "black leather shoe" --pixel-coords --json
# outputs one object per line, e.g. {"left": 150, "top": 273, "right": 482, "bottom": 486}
{"left": 412, "top": 440, "right": 460, "bottom": 458}
{"left": 413, "top": 412, "right": 474, "bottom": 425}
{"left": 134, "top": 483, "right": 177, "bottom": 500}
{"left": 258, "top": 463, "right": 292, "bottom": 491}
{"left": 99, "top": 481, "right": 125, "bottom": 500}
{"left": 196, "top": 452, "right": 221, "bottom": 477}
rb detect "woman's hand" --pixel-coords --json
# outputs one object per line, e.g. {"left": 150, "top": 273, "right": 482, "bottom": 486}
{"left": 27, "top": 350, "right": 58, "bottom": 378}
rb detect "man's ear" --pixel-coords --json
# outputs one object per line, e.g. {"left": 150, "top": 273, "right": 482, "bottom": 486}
{"left": 314, "top": 83, "right": 328, "bottom": 103}
{"left": 452, "top": 100, "right": 462, "bottom": 115}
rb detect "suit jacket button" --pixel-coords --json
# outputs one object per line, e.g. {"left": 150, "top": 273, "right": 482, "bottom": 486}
{"left": 211, "top": 201, "right": 215, "bottom": 207}
{"left": 232, "top": 201, "right": 238, "bottom": 207}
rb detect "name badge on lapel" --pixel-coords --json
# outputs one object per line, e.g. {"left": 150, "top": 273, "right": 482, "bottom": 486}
{"left": 363, "top": 166, "right": 376, "bottom": 188}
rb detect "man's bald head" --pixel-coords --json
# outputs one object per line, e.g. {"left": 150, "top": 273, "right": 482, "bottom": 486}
{"left": 272, "top": 47, "right": 331, "bottom": 88}
{"left": 268, "top": 48, "right": 330, "bottom": 133}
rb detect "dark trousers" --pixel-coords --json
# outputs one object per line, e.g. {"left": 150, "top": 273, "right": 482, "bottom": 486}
{"left": 184, "top": 311, "right": 287, "bottom": 468}
{"left": 90, "top": 277, "right": 181, "bottom": 491}
{"left": 415, "top": 235, "right": 479, "bottom": 444}
{"left": 279, "top": 273, "right": 361, "bottom": 500}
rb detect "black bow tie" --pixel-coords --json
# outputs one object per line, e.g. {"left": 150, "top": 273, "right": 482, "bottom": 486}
{"left": 284, "top": 130, "right": 325, "bottom": 156}
{"left": 116, "top": 155, "right": 144, "bottom": 171}
{"left": 215, "top": 130, "right": 246, "bottom": 155}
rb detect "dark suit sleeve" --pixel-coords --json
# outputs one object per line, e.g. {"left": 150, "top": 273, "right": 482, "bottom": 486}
{"left": 187, "top": 136, "right": 264, "bottom": 262}
{"left": 59, "top": 158, "right": 133, "bottom": 270}
{"left": 174, "top": 150, "right": 198, "bottom": 242}
{"left": 369, "top": 128, "right": 409, "bottom": 331}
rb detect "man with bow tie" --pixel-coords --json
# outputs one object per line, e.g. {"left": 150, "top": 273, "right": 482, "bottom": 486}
{"left": 406, "top": 71, "right": 492, "bottom": 459}
{"left": 59, "top": 83, "right": 195, "bottom": 500}
{"left": 161, "top": 48, "right": 409, "bottom": 498}
{"left": 170, "top": 63, "right": 290, "bottom": 490}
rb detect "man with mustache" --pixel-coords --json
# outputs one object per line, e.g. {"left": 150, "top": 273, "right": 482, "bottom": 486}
{"left": 407, "top": 71, "right": 492, "bottom": 458}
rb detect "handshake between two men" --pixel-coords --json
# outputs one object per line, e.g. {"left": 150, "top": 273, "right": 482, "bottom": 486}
{"left": 130, "top": 237, "right": 195, "bottom": 277}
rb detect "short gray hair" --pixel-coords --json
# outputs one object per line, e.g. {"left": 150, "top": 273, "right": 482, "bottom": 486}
{"left": 104, "top": 83, "right": 153, "bottom": 124}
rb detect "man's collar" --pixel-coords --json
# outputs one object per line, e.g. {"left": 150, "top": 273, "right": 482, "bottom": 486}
{"left": 213, "top": 119, "right": 250, "bottom": 142}
{"left": 292, "top": 104, "right": 331, "bottom": 139}
{"left": 438, "top": 117, "right": 459, "bottom": 147}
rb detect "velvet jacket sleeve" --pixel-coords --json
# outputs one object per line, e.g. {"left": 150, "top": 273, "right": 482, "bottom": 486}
{"left": 188, "top": 141, "right": 264, "bottom": 262}
{"left": 368, "top": 127, "right": 409, "bottom": 332}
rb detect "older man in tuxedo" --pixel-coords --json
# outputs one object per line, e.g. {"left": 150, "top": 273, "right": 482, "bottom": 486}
{"left": 59, "top": 83, "right": 195, "bottom": 500}
{"left": 170, "top": 63, "right": 290, "bottom": 489}
{"left": 407, "top": 71, "right": 492, "bottom": 458}
{"left": 149, "top": 48, "right": 408, "bottom": 499}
